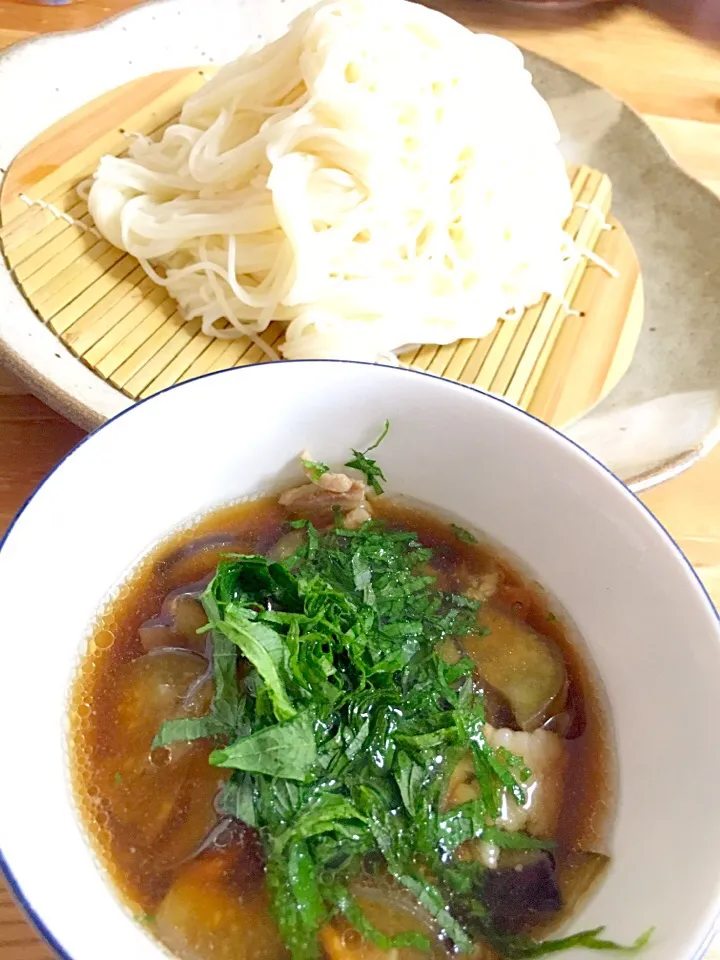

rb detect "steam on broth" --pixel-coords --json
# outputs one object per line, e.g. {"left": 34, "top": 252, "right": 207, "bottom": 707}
{"left": 70, "top": 432, "right": 640, "bottom": 960}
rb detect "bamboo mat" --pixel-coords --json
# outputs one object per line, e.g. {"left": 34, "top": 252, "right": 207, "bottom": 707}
{"left": 0, "top": 67, "right": 643, "bottom": 428}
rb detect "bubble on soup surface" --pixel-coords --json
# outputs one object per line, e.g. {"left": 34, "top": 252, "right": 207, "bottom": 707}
{"left": 149, "top": 746, "right": 173, "bottom": 769}
{"left": 93, "top": 629, "right": 115, "bottom": 651}
{"left": 97, "top": 827, "right": 113, "bottom": 847}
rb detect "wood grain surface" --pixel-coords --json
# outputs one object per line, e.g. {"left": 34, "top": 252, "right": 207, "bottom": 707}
{"left": 1, "top": 2, "right": 719, "bottom": 958}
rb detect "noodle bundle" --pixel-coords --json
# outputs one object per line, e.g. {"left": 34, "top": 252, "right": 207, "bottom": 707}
{"left": 86, "top": 0, "right": 575, "bottom": 362}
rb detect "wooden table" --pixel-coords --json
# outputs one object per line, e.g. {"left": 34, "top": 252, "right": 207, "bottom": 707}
{"left": 1, "top": 2, "right": 719, "bottom": 958}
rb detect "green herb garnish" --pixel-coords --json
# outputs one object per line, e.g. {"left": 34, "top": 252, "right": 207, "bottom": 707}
{"left": 151, "top": 714, "right": 231, "bottom": 749}
{"left": 211, "top": 709, "right": 316, "bottom": 780}
{"left": 345, "top": 419, "right": 390, "bottom": 494}
{"left": 301, "top": 459, "right": 330, "bottom": 483}
{"left": 488, "top": 926, "right": 654, "bottom": 958}
{"left": 152, "top": 476, "right": 647, "bottom": 959}
{"left": 451, "top": 522, "right": 478, "bottom": 544}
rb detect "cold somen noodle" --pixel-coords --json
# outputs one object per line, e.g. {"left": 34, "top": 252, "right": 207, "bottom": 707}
{"left": 85, "top": 0, "right": 576, "bottom": 362}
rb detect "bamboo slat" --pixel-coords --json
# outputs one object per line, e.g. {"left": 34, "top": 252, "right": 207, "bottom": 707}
{"left": 0, "top": 67, "right": 643, "bottom": 428}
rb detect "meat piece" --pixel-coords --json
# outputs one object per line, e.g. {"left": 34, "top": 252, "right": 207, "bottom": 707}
{"left": 484, "top": 726, "right": 567, "bottom": 838}
{"left": 445, "top": 728, "right": 565, "bottom": 844}
{"left": 300, "top": 451, "right": 356, "bottom": 494}
{"left": 446, "top": 752, "right": 475, "bottom": 805}
{"left": 317, "top": 471, "right": 355, "bottom": 493}
{"left": 463, "top": 570, "right": 499, "bottom": 602}
{"left": 282, "top": 452, "right": 373, "bottom": 526}
{"left": 279, "top": 468, "right": 370, "bottom": 526}
{"left": 471, "top": 838, "right": 500, "bottom": 869}
{"left": 344, "top": 503, "right": 372, "bottom": 529}
{"left": 279, "top": 477, "right": 366, "bottom": 512}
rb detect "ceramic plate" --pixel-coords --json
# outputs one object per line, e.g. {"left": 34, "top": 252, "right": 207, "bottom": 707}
{"left": 1, "top": 0, "right": 719, "bottom": 491}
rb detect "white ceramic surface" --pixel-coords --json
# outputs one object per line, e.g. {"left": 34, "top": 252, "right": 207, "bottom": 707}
{"left": 1, "top": 0, "right": 720, "bottom": 490}
{"left": 0, "top": 361, "right": 719, "bottom": 960}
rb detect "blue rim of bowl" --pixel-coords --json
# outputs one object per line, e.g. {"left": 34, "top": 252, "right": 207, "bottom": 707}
{"left": 0, "top": 358, "right": 718, "bottom": 960}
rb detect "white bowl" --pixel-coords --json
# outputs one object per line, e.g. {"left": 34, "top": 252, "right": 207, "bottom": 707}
{"left": 0, "top": 360, "right": 719, "bottom": 960}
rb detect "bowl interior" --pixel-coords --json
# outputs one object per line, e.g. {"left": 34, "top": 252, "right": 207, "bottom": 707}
{"left": 0, "top": 360, "right": 719, "bottom": 960}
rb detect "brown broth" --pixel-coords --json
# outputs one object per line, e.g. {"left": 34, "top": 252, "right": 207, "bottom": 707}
{"left": 69, "top": 496, "right": 614, "bottom": 960}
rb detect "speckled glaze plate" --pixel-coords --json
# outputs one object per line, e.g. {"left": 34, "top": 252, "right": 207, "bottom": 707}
{"left": 0, "top": 0, "right": 719, "bottom": 491}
